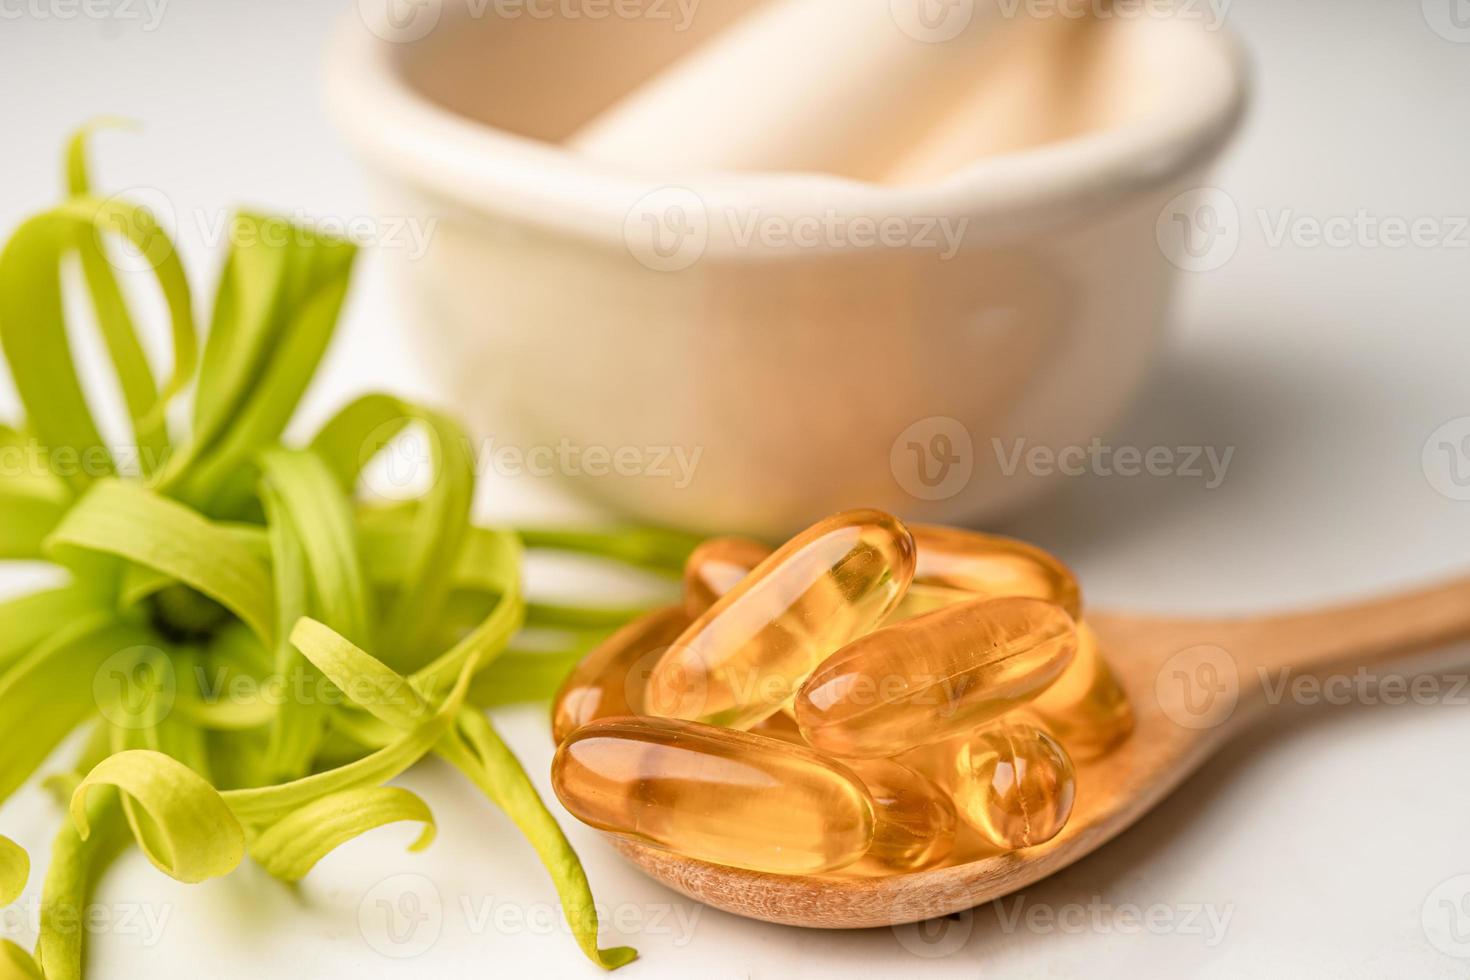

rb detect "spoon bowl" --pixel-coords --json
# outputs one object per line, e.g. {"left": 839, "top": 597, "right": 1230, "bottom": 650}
{"left": 608, "top": 576, "right": 1470, "bottom": 927}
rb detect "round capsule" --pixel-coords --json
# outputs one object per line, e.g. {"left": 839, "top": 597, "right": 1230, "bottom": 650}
{"left": 907, "top": 525, "right": 1082, "bottom": 621}
{"left": 647, "top": 509, "right": 916, "bottom": 730}
{"left": 1028, "top": 623, "right": 1134, "bottom": 760}
{"left": 845, "top": 759, "right": 957, "bottom": 873}
{"left": 682, "top": 536, "right": 775, "bottom": 618}
{"left": 550, "top": 606, "right": 690, "bottom": 744}
{"left": 946, "top": 721, "right": 1076, "bottom": 850}
{"left": 551, "top": 717, "right": 874, "bottom": 874}
{"left": 796, "top": 596, "right": 1077, "bottom": 758}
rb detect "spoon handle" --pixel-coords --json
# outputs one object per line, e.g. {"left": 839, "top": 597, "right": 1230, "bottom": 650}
{"left": 1092, "top": 574, "right": 1470, "bottom": 693}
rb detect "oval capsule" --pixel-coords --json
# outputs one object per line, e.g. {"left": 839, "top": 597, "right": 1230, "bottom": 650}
{"left": 945, "top": 721, "right": 1076, "bottom": 849}
{"left": 905, "top": 525, "right": 1082, "bottom": 621}
{"left": 551, "top": 717, "right": 874, "bottom": 874}
{"left": 647, "top": 509, "right": 916, "bottom": 729}
{"left": 795, "top": 596, "right": 1077, "bottom": 758}
{"left": 1028, "top": 623, "right": 1133, "bottom": 760}
{"left": 749, "top": 707, "right": 806, "bottom": 745}
{"left": 550, "top": 606, "right": 690, "bottom": 744}
{"left": 682, "top": 536, "right": 774, "bottom": 618}
{"left": 845, "top": 759, "right": 957, "bottom": 873}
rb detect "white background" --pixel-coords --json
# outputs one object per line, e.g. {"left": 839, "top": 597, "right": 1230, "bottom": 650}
{"left": 3, "top": 1, "right": 1470, "bottom": 976}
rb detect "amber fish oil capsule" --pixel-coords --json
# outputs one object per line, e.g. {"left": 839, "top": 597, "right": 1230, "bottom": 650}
{"left": 845, "top": 759, "right": 957, "bottom": 873}
{"left": 552, "top": 717, "right": 875, "bottom": 875}
{"left": 682, "top": 536, "right": 775, "bottom": 618}
{"left": 796, "top": 596, "right": 1077, "bottom": 758}
{"left": 647, "top": 509, "right": 916, "bottom": 729}
{"left": 944, "top": 721, "right": 1076, "bottom": 850}
{"left": 906, "top": 525, "right": 1083, "bottom": 621}
{"left": 1028, "top": 623, "right": 1134, "bottom": 760}
{"left": 551, "top": 606, "right": 690, "bottom": 744}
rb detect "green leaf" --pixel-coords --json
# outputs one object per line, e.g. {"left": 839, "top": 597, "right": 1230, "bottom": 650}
{"left": 379, "top": 410, "right": 474, "bottom": 668}
{"left": 222, "top": 614, "right": 485, "bottom": 825}
{"left": 0, "top": 427, "right": 73, "bottom": 560}
{"left": 1, "top": 940, "right": 44, "bottom": 980}
{"left": 69, "top": 750, "right": 245, "bottom": 884}
{"left": 0, "top": 585, "right": 103, "bottom": 676}
{"left": 257, "top": 475, "right": 325, "bottom": 782}
{"left": 467, "top": 646, "right": 590, "bottom": 708}
{"left": 290, "top": 619, "right": 429, "bottom": 729}
{"left": 444, "top": 711, "right": 637, "bottom": 970}
{"left": 0, "top": 196, "right": 194, "bottom": 492}
{"left": 250, "top": 786, "right": 435, "bottom": 882}
{"left": 0, "top": 617, "right": 148, "bottom": 808}
{"left": 307, "top": 393, "right": 410, "bottom": 492}
{"left": 0, "top": 835, "right": 27, "bottom": 906}
{"left": 46, "top": 479, "right": 275, "bottom": 645}
{"left": 64, "top": 121, "right": 174, "bottom": 470}
{"left": 35, "top": 783, "right": 131, "bottom": 980}
{"left": 517, "top": 526, "right": 703, "bottom": 575}
{"left": 163, "top": 216, "right": 356, "bottom": 510}
{"left": 258, "top": 449, "right": 372, "bottom": 644}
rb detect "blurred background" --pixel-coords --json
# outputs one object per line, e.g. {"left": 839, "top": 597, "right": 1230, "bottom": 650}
{"left": 2, "top": 1, "right": 1469, "bottom": 976}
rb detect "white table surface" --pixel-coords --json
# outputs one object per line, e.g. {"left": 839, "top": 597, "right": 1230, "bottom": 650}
{"left": 3, "top": 1, "right": 1470, "bottom": 976}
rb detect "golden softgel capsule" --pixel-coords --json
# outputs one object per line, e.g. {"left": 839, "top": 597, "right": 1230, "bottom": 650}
{"left": 945, "top": 721, "right": 1076, "bottom": 849}
{"left": 846, "top": 759, "right": 957, "bottom": 873}
{"left": 1029, "top": 622, "right": 1134, "bottom": 760}
{"left": 647, "top": 509, "right": 916, "bottom": 729}
{"left": 552, "top": 717, "right": 874, "bottom": 874}
{"left": 682, "top": 536, "right": 774, "bottom": 618}
{"left": 896, "top": 525, "right": 1083, "bottom": 621}
{"left": 551, "top": 606, "right": 690, "bottom": 744}
{"left": 795, "top": 596, "right": 1077, "bottom": 758}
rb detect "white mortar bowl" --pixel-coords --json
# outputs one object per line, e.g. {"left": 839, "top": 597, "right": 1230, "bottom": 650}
{"left": 327, "top": 2, "right": 1248, "bottom": 538}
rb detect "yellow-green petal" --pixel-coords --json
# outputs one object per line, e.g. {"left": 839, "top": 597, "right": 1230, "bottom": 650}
{"left": 70, "top": 751, "right": 245, "bottom": 884}
{"left": 251, "top": 786, "right": 435, "bottom": 882}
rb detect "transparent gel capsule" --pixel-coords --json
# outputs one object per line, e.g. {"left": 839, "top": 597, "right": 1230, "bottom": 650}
{"left": 551, "top": 717, "right": 874, "bottom": 875}
{"left": 1029, "top": 623, "right": 1134, "bottom": 760}
{"left": 945, "top": 721, "right": 1076, "bottom": 850}
{"left": 682, "top": 536, "right": 774, "bottom": 618}
{"left": 647, "top": 509, "right": 916, "bottom": 729}
{"left": 750, "top": 707, "right": 806, "bottom": 745}
{"left": 845, "top": 759, "right": 957, "bottom": 873}
{"left": 900, "top": 525, "right": 1082, "bottom": 621}
{"left": 551, "top": 606, "right": 690, "bottom": 744}
{"left": 795, "top": 596, "right": 1077, "bottom": 758}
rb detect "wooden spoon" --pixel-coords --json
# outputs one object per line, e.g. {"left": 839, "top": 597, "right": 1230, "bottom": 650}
{"left": 609, "top": 576, "right": 1470, "bottom": 927}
